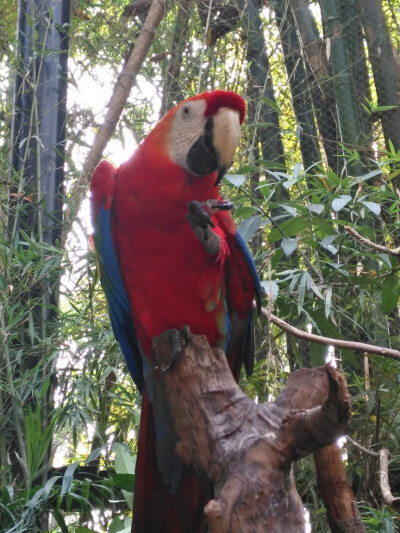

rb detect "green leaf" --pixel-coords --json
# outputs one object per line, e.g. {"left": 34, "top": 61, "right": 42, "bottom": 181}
{"left": 2, "top": 485, "right": 14, "bottom": 505}
{"left": 261, "top": 95, "right": 281, "bottom": 113}
{"left": 381, "top": 277, "right": 400, "bottom": 314}
{"left": 114, "top": 443, "right": 136, "bottom": 475}
{"left": 310, "top": 342, "right": 328, "bottom": 367}
{"left": 111, "top": 473, "right": 135, "bottom": 491}
{"left": 320, "top": 235, "right": 339, "bottom": 255}
{"left": 51, "top": 507, "right": 69, "bottom": 533}
{"left": 109, "top": 517, "right": 126, "bottom": 533}
{"left": 268, "top": 217, "right": 309, "bottom": 243}
{"left": 298, "top": 272, "right": 307, "bottom": 312}
{"left": 238, "top": 214, "right": 264, "bottom": 242}
{"left": 61, "top": 460, "right": 81, "bottom": 498}
{"left": 114, "top": 443, "right": 136, "bottom": 510}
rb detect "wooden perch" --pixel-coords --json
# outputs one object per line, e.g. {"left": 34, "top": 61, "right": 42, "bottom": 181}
{"left": 153, "top": 329, "right": 351, "bottom": 533}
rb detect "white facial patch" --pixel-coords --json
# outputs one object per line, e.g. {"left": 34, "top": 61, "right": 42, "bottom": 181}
{"left": 169, "top": 99, "right": 207, "bottom": 171}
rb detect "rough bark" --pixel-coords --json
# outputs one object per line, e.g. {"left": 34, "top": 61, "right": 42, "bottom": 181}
{"left": 315, "top": 446, "right": 366, "bottom": 533}
{"left": 153, "top": 329, "right": 351, "bottom": 533}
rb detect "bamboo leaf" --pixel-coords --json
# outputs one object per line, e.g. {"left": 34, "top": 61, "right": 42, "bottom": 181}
{"left": 260, "top": 280, "right": 279, "bottom": 302}
{"left": 358, "top": 201, "right": 381, "bottom": 216}
{"left": 332, "top": 195, "right": 352, "bottom": 212}
{"left": 238, "top": 214, "right": 264, "bottom": 242}
{"left": 281, "top": 238, "right": 298, "bottom": 256}
{"left": 61, "top": 460, "right": 81, "bottom": 498}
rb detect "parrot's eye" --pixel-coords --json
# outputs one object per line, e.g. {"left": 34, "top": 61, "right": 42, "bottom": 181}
{"left": 182, "top": 105, "right": 191, "bottom": 118}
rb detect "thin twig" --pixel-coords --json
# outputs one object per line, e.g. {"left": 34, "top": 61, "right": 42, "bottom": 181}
{"left": 261, "top": 307, "right": 400, "bottom": 361}
{"left": 344, "top": 225, "right": 400, "bottom": 256}
{"left": 346, "top": 437, "right": 400, "bottom": 509}
{"left": 346, "top": 435, "right": 379, "bottom": 458}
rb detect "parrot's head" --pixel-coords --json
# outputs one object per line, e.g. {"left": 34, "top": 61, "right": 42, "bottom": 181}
{"left": 144, "top": 90, "right": 245, "bottom": 186}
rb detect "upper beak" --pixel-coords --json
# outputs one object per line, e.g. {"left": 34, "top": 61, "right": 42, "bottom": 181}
{"left": 212, "top": 107, "right": 241, "bottom": 185}
{"left": 185, "top": 107, "right": 241, "bottom": 185}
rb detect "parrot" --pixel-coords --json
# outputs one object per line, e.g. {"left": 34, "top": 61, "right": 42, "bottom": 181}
{"left": 90, "top": 90, "right": 262, "bottom": 533}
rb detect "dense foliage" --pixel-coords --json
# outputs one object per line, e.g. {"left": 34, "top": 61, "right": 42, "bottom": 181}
{"left": 1, "top": 1, "right": 399, "bottom": 531}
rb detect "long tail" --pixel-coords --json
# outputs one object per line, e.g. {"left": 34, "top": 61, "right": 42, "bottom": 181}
{"left": 132, "top": 392, "right": 210, "bottom": 533}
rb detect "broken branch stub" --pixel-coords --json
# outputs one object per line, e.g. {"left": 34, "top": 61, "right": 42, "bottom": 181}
{"left": 152, "top": 330, "right": 351, "bottom": 533}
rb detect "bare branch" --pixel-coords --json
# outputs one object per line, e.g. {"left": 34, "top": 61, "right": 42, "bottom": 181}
{"left": 347, "top": 435, "right": 379, "bottom": 457}
{"left": 347, "top": 438, "right": 400, "bottom": 510}
{"left": 261, "top": 307, "right": 400, "bottom": 361}
{"left": 80, "top": 0, "right": 166, "bottom": 186}
{"left": 344, "top": 225, "right": 400, "bottom": 256}
{"left": 379, "top": 449, "right": 400, "bottom": 511}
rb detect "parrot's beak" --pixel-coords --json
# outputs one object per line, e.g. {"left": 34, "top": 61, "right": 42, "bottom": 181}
{"left": 212, "top": 107, "right": 241, "bottom": 185}
{"left": 186, "top": 108, "right": 241, "bottom": 184}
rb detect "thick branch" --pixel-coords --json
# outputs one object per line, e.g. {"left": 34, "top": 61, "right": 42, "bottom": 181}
{"left": 153, "top": 330, "right": 350, "bottom": 533}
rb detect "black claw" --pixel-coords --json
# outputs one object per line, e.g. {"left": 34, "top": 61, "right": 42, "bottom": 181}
{"left": 180, "top": 326, "right": 191, "bottom": 347}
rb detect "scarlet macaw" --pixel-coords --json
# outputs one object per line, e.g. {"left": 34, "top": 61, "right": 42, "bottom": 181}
{"left": 90, "top": 90, "right": 262, "bottom": 533}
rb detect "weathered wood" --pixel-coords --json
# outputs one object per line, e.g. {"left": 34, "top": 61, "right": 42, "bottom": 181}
{"left": 153, "top": 329, "right": 351, "bottom": 533}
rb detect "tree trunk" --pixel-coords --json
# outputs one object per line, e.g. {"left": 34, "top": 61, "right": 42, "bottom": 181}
{"left": 340, "top": 0, "right": 374, "bottom": 164}
{"left": 272, "top": 1, "right": 321, "bottom": 170}
{"left": 153, "top": 329, "right": 353, "bottom": 532}
{"left": 7, "top": 0, "right": 71, "bottom": 490}
{"left": 358, "top": 0, "right": 400, "bottom": 184}
{"left": 160, "top": 0, "right": 192, "bottom": 115}
{"left": 290, "top": 0, "right": 340, "bottom": 172}
{"left": 319, "top": 0, "right": 364, "bottom": 176}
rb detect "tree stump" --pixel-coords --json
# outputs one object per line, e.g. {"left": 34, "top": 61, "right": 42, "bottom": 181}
{"left": 152, "top": 329, "right": 351, "bottom": 533}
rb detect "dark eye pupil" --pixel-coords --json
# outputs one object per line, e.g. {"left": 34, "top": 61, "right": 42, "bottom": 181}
{"left": 183, "top": 107, "right": 189, "bottom": 114}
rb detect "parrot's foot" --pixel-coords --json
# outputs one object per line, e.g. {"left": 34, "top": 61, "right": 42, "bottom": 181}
{"left": 187, "top": 200, "right": 233, "bottom": 255}
{"left": 156, "top": 327, "right": 191, "bottom": 372}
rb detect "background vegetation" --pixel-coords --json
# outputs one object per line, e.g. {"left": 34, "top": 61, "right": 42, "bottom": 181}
{"left": 0, "top": 0, "right": 399, "bottom": 531}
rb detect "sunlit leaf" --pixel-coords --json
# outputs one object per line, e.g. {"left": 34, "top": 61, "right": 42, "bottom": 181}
{"left": 325, "top": 286, "right": 332, "bottom": 318}
{"left": 281, "top": 238, "right": 298, "bottom": 256}
{"left": 307, "top": 203, "right": 325, "bottom": 214}
{"left": 359, "top": 201, "right": 381, "bottom": 216}
{"left": 260, "top": 280, "right": 279, "bottom": 302}
{"left": 332, "top": 195, "right": 352, "bottom": 212}
{"left": 224, "top": 174, "right": 247, "bottom": 187}
{"left": 321, "top": 235, "right": 339, "bottom": 255}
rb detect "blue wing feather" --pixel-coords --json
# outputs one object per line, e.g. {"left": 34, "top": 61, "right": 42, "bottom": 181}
{"left": 228, "top": 230, "right": 262, "bottom": 376}
{"left": 94, "top": 205, "right": 144, "bottom": 392}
